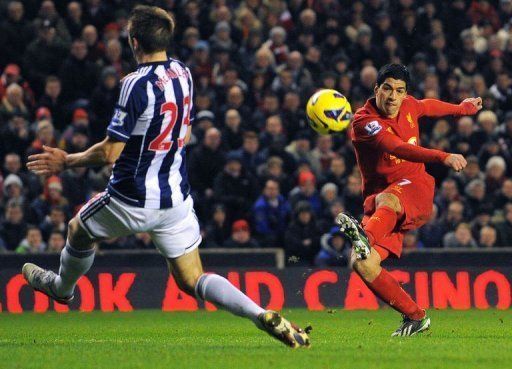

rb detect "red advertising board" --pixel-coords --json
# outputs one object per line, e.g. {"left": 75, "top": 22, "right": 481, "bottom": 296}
{"left": 0, "top": 268, "right": 510, "bottom": 313}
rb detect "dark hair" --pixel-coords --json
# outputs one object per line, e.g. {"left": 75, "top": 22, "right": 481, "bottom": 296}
{"left": 376, "top": 63, "right": 410, "bottom": 90}
{"left": 243, "top": 131, "right": 258, "bottom": 140}
{"left": 129, "top": 5, "right": 174, "bottom": 54}
{"left": 45, "top": 75, "right": 60, "bottom": 85}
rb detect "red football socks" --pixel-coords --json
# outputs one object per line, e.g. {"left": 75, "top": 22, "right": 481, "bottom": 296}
{"left": 364, "top": 206, "right": 397, "bottom": 247}
{"left": 368, "top": 268, "right": 425, "bottom": 320}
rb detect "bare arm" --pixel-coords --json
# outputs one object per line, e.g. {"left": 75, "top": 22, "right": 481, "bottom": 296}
{"left": 417, "top": 97, "right": 482, "bottom": 117}
{"left": 27, "top": 137, "right": 125, "bottom": 176}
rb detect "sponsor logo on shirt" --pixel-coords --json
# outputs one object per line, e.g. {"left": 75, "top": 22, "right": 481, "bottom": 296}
{"left": 364, "top": 120, "right": 382, "bottom": 136}
{"left": 111, "top": 108, "right": 127, "bottom": 126}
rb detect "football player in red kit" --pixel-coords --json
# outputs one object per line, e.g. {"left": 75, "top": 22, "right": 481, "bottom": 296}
{"left": 337, "top": 64, "right": 482, "bottom": 336}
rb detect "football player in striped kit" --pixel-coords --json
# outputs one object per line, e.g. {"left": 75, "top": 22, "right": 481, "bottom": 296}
{"left": 23, "top": 5, "right": 309, "bottom": 348}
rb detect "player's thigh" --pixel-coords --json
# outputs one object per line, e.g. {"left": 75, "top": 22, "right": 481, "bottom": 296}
{"left": 150, "top": 197, "right": 202, "bottom": 259}
{"left": 77, "top": 192, "right": 140, "bottom": 243}
{"left": 384, "top": 176, "right": 435, "bottom": 229}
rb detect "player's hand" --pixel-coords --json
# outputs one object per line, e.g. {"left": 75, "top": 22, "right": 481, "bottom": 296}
{"left": 443, "top": 154, "right": 467, "bottom": 172}
{"left": 27, "top": 145, "right": 68, "bottom": 176}
{"left": 459, "top": 97, "right": 482, "bottom": 115}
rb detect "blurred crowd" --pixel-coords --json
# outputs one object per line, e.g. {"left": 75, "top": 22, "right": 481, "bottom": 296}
{"left": 0, "top": 0, "right": 512, "bottom": 267}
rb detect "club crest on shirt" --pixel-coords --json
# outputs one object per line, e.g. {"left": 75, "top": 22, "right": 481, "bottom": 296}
{"left": 364, "top": 120, "right": 382, "bottom": 136}
{"left": 111, "top": 108, "right": 127, "bottom": 126}
{"left": 406, "top": 112, "right": 415, "bottom": 128}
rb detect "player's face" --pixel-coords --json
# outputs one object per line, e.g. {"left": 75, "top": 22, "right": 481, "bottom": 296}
{"left": 374, "top": 78, "right": 407, "bottom": 118}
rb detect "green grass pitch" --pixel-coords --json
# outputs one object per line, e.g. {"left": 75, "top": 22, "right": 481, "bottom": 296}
{"left": 1, "top": 309, "right": 511, "bottom": 369}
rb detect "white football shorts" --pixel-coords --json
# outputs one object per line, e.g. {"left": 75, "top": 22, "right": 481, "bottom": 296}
{"left": 77, "top": 191, "right": 201, "bottom": 258}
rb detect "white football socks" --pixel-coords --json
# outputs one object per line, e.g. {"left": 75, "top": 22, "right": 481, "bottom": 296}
{"left": 53, "top": 242, "right": 95, "bottom": 297}
{"left": 195, "top": 273, "right": 265, "bottom": 326}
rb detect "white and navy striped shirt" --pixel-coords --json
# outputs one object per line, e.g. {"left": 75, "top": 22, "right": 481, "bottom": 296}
{"left": 106, "top": 58, "right": 195, "bottom": 209}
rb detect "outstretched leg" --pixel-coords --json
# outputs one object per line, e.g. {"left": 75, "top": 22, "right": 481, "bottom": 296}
{"left": 339, "top": 192, "right": 430, "bottom": 336}
{"left": 168, "top": 249, "right": 310, "bottom": 348}
{"left": 23, "top": 217, "right": 96, "bottom": 303}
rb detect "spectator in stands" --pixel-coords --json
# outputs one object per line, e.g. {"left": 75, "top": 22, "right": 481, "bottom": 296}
{"left": 0, "top": 63, "right": 35, "bottom": 109}
{"left": 2, "top": 173, "right": 27, "bottom": 211}
{"left": 188, "top": 127, "right": 225, "bottom": 219}
{"left": 470, "top": 204, "right": 494, "bottom": 241}
{"left": 90, "top": 67, "right": 119, "bottom": 143}
{"left": 494, "top": 179, "right": 512, "bottom": 210}
{"left": 0, "top": 2, "right": 35, "bottom": 67}
{"left": 314, "top": 226, "right": 349, "bottom": 267}
{"left": 102, "top": 39, "right": 131, "bottom": 78}
{"left": 440, "top": 200, "right": 466, "bottom": 235}
{"left": 61, "top": 166, "right": 90, "bottom": 212}
{"left": 192, "top": 110, "right": 216, "bottom": 143}
{"left": 223, "top": 219, "right": 260, "bottom": 248}
{"left": 451, "top": 155, "right": 484, "bottom": 189}
{"left": 312, "top": 135, "right": 336, "bottom": 174}
{"left": 204, "top": 204, "right": 230, "bottom": 248}
{"left": 28, "top": 175, "right": 69, "bottom": 224}
{"left": 219, "top": 85, "right": 252, "bottom": 123}
{"left": 257, "top": 156, "right": 293, "bottom": 196}
{"left": 26, "top": 119, "right": 57, "bottom": 157}
{"left": 15, "top": 225, "right": 46, "bottom": 254}
{"left": 39, "top": 205, "right": 66, "bottom": 242}
{"left": 280, "top": 91, "right": 308, "bottom": 139}
{"left": 38, "top": 76, "right": 66, "bottom": 131}
{"left": 464, "top": 179, "right": 488, "bottom": 218}
{"left": 0, "top": 114, "right": 31, "bottom": 159}
{"left": 251, "top": 92, "right": 280, "bottom": 131}
{"left": 418, "top": 204, "right": 446, "bottom": 248}
{"left": 213, "top": 151, "right": 259, "bottom": 222}
{"left": 221, "top": 109, "right": 244, "bottom": 151}
{"left": 35, "top": 1, "right": 71, "bottom": 44}
{"left": 284, "top": 201, "right": 321, "bottom": 266}
{"left": 23, "top": 18, "right": 69, "bottom": 95}
{"left": 82, "top": 25, "right": 104, "bottom": 63}
{"left": 0, "top": 83, "right": 29, "bottom": 121}
{"left": 252, "top": 179, "right": 291, "bottom": 247}
{"left": 320, "top": 183, "right": 339, "bottom": 213}
{"left": 47, "top": 230, "right": 65, "bottom": 253}
{"left": 485, "top": 156, "right": 507, "bottom": 194}
{"left": 289, "top": 171, "right": 322, "bottom": 216}
{"left": 59, "top": 39, "right": 99, "bottom": 103}
{"left": 443, "top": 223, "right": 478, "bottom": 248}
{"left": 64, "top": 2, "right": 84, "bottom": 40}
{"left": 341, "top": 174, "right": 363, "bottom": 218}
{"left": 403, "top": 230, "right": 423, "bottom": 250}
{"left": 479, "top": 225, "right": 498, "bottom": 248}
{"left": 285, "top": 131, "right": 321, "bottom": 175}
{"left": 2, "top": 153, "right": 40, "bottom": 200}
{"left": 59, "top": 108, "right": 90, "bottom": 150}
{"left": 496, "top": 203, "right": 512, "bottom": 247}
{"left": 0, "top": 200, "right": 27, "bottom": 250}
{"left": 259, "top": 114, "right": 287, "bottom": 149}
{"left": 235, "top": 131, "right": 265, "bottom": 176}
{"left": 320, "top": 156, "right": 348, "bottom": 190}
{"left": 435, "top": 178, "right": 462, "bottom": 213}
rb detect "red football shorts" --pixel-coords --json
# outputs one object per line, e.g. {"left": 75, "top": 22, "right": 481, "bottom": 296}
{"left": 361, "top": 174, "right": 435, "bottom": 259}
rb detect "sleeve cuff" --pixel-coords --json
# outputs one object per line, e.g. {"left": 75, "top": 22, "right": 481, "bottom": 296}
{"left": 107, "top": 128, "right": 130, "bottom": 142}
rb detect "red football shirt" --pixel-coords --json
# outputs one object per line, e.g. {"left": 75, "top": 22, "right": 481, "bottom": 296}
{"left": 351, "top": 96, "right": 463, "bottom": 198}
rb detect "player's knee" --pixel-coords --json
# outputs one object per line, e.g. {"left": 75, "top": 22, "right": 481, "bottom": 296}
{"left": 376, "top": 193, "right": 402, "bottom": 213}
{"left": 174, "top": 271, "right": 202, "bottom": 296}
{"left": 351, "top": 251, "right": 381, "bottom": 281}
{"left": 68, "top": 217, "right": 94, "bottom": 251}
